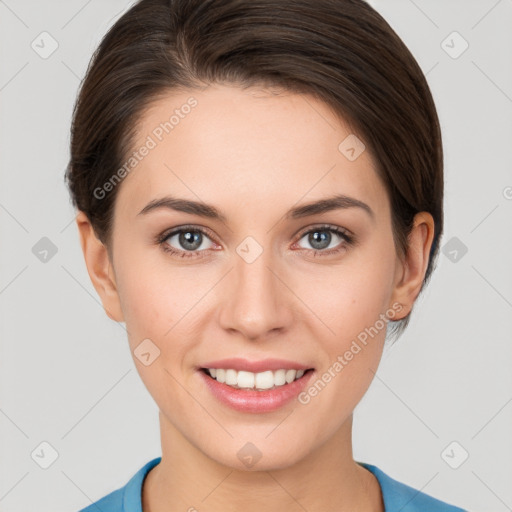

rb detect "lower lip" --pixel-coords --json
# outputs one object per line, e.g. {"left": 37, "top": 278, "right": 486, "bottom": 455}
{"left": 198, "top": 369, "right": 315, "bottom": 413}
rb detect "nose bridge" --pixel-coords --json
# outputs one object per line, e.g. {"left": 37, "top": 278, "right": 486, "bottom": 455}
{"left": 218, "top": 235, "right": 291, "bottom": 339}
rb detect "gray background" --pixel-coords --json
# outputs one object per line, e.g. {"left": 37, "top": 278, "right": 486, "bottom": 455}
{"left": 1, "top": 1, "right": 511, "bottom": 511}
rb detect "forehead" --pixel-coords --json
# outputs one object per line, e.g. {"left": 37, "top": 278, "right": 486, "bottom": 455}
{"left": 114, "top": 84, "right": 389, "bottom": 223}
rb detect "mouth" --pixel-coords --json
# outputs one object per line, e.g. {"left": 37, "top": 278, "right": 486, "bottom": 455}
{"left": 197, "top": 360, "right": 316, "bottom": 413}
{"left": 199, "top": 367, "right": 314, "bottom": 391}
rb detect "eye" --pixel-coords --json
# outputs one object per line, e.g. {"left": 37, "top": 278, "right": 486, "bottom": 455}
{"left": 157, "top": 225, "right": 217, "bottom": 259}
{"left": 156, "top": 223, "right": 354, "bottom": 260}
{"left": 294, "top": 224, "right": 354, "bottom": 255}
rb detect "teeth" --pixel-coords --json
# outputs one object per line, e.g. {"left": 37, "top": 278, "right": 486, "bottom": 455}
{"left": 255, "top": 370, "right": 274, "bottom": 390}
{"left": 225, "top": 369, "right": 237, "bottom": 386}
{"left": 274, "top": 369, "right": 286, "bottom": 386}
{"left": 206, "top": 368, "right": 308, "bottom": 390}
{"left": 285, "top": 369, "right": 296, "bottom": 383}
{"left": 237, "top": 370, "right": 254, "bottom": 388}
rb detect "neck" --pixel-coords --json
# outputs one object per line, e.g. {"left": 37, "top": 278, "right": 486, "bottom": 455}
{"left": 142, "top": 412, "right": 384, "bottom": 512}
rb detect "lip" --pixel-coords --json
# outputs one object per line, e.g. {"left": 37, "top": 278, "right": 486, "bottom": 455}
{"left": 198, "top": 367, "right": 316, "bottom": 413}
{"left": 199, "top": 357, "right": 313, "bottom": 373}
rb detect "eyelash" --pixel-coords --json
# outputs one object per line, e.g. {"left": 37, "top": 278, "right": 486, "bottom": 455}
{"left": 156, "top": 223, "right": 355, "bottom": 260}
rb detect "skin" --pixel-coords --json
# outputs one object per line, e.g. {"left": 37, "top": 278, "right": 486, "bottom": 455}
{"left": 76, "top": 83, "right": 434, "bottom": 511}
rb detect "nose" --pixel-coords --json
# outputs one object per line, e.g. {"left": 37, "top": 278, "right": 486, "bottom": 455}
{"left": 218, "top": 242, "right": 294, "bottom": 341}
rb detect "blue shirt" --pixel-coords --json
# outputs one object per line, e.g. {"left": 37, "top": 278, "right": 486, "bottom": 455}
{"left": 78, "top": 457, "right": 467, "bottom": 511}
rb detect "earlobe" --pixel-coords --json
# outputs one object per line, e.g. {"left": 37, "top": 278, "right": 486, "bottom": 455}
{"left": 75, "top": 211, "right": 124, "bottom": 322}
{"left": 389, "top": 212, "right": 435, "bottom": 320}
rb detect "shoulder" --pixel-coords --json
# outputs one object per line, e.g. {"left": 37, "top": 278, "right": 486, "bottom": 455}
{"left": 358, "top": 462, "right": 467, "bottom": 512}
{"left": 76, "top": 457, "right": 162, "bottom": 512}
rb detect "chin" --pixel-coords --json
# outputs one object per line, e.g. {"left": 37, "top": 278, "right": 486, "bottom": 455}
{"left": 203, "top": 437, "right": 311, "bottom": 473}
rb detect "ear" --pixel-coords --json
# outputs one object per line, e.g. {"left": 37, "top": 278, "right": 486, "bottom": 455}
{"left": 389, "top": 212, "right": 435, "bottom": 320}
{"left": 75, "top": 211, "right": 124, "bottom": 322}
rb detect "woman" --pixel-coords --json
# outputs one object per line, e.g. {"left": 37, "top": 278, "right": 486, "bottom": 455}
{"left": 66, "top": 0, "right": 467, "bottom": 510}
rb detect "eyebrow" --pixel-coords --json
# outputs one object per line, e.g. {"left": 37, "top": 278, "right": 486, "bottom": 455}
{"left": 137, "top": 193, "right": 375, "bottom": 223}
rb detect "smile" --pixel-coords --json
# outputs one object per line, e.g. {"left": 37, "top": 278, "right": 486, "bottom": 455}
{"left": 197, "top": 358, "right": 316, "bottom": 413}
{"left": 201, "top": 368, "right": 310, "bottom": 391}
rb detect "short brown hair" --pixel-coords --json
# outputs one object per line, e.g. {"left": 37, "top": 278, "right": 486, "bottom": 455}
{"left": 65, "top": 0, "right": 444, "bottom": 341}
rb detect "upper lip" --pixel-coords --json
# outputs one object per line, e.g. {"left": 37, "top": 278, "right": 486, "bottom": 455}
{"left": 199, "top": 358, "right": 313, "bottom": 373}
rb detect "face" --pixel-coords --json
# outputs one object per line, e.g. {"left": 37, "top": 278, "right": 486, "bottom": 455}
{"left": 96, "top": 84, "right": 410, "bottom": 470}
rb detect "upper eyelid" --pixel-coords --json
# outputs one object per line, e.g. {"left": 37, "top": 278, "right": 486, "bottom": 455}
{"left": 295, "top": 224, "right": 352, "bottom": 238}
{"left": 162, "top": 224, "right": 216, "bottom": 240}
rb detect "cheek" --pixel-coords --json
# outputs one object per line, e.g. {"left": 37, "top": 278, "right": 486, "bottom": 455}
{"left": 297, "top": 256, "right": 393, "bottom": 433}
{"left": 113, "top": 258, "right": 193, "bottom": 399}
{"left": 114, "top": 252, "right": 213, "bottom": 383}
{"left": 308, "top": 240, "right": 397, "bottom": 343}
{"left": 113, "top": 250, "right": 184, "bottom": 343}
{"left": 117, "top": 274, "right": 165, "bottom": 335}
